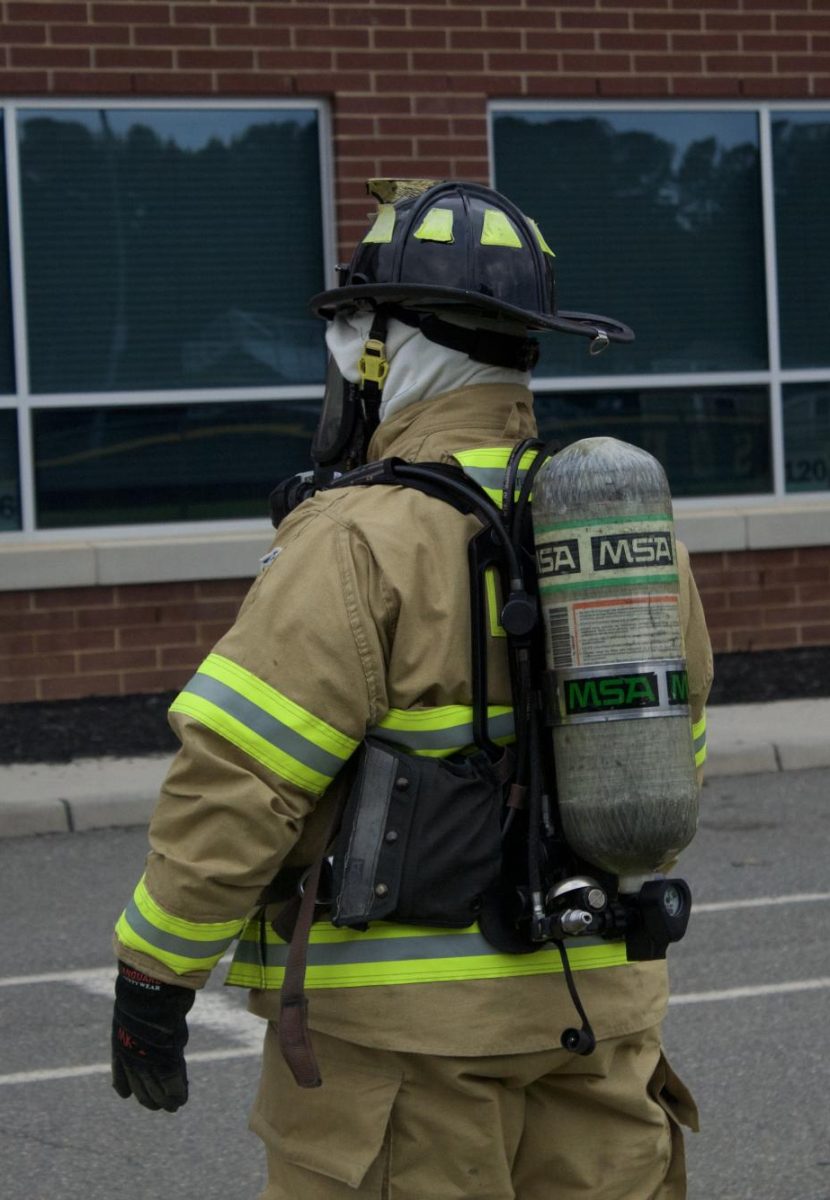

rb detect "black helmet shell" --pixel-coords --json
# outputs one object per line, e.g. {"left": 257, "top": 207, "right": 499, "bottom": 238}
{"left": 311, "top": 180, "right": 633, "bottom": 344}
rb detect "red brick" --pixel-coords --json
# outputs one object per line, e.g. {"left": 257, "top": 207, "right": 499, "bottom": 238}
{"left": 10, "top": 45, "right": 90, "bottom": 65}
{"left": 800, "top": 584, "right": 830, "bottom": 605}
{"left": 635, "top": 54, "right": 702, "bottom": 72}
{"left": 334, "top": 7, "right": 406, "bottom": 27}
{"left": 514, "top": 32, "right": 595, "bottom": 53}
{"left": 708, "top": 631, "right": 730, "bottom": 654}
{"left": 34, "top": 587, "right": 113, "bottom": 610}
{"left": 742, "top": 0, "right": 810, "bottom": 9}
{"left": 705, "top": 607, "right": 764, "bottom": 630}
{"left": 173, "top": 3, "right": 250, "bottom": 24}
{"left": 80, "top": 649, "right": 160, "bottom": 672}
{"left": 450, "top": 29, "right": 521, "bottom": 49}
{"left": 215, "top": 71, "right": 294, "bottom": 94}
{"left": 52, "top": 70, "right": 134, "bottom": 92}
{"left": 39, "top": 673, "right": 120, "bottom": 701}
{"left": 135, "top": 71, "right": 214, "bottom": 93}
{"left": 412, "top": 50, "right": 484, "bottom": 72}
{"left": 136, "top": 24, "right": 212, "bottom": 45}
{"left": 296, "top": 26, "right": 369, "bottom": 49}
{"left": 485, "top": 9, "right": 560, "bottom": 29}
{"left": 561, "top": 53, "right": 631, "bottom": 71}
{"left": 118, "top": 624, "right": 197, "bottom": 648}
{"left": 637, "top": 12, "right": 701, "bottom": 30}
{"left": 747, "top": 627, "right": 799, "bottom": 650}
{"left": 177, "top": 48, "right": 253, "bottom": 69}
{"left": 7, "top": 2, "right": 86, "bottom": 18}
{"left": 674, "top": 33, "right": 739, "bottom": 51}
{"left": 377, "top": 114, "right": 446, "bottom": 135}
{"left": 0, "top": 23, "right": 46, "bottom": 42}
{"left": 796, "top": 547, "right": 830, "bottom": 566}
{"left": 338, "top": 51, "right": 408, "bottom": 71}
{"left": 599, "top": 31, "right": 668, "bottom": 50}
{"left": 599, "top": 75, "right": 669, "bottom": 95}
{"left": 801, "top": 624, "right": 830, "bottom": 643}
{"left": 0, "top": 593, "right": 32, "bottom": 613}
{"left": 294, "top": 70, "right": 370, "bottom": 92}
{"left": 412, "top": 6, "right": 482, "bottom": 27}
{"left": 77, "top": 606, "right": 161, "bottom": 629}
{"left": 561, "top": 10, "right": 628, "bottom": 29}
{"left": 258, "top": 49, "right": 332, "bottom": 70}
{"left": 413, "top": 94, "right": 484, "bottom": 113}
{"left": 729, "top": 586, "right": 796, "bottom": 609}
{"left": 1, "top": 653, "right": 76, "bottom": 678}
{"left": 91, "top": 3, "right": 171, "bottom": 23}
{"left": 743, "top": 34, "right": 808, "bottom": 52}
{"left": 0, "top": 633, "right": 35, "bottom": 656}
{"left": 765, "top": 566, "right": 828, "bottom": 586}
{"left": 778, "top": 15, "right": 830, "bottom": 32}
{"left": 55, "top": 23, "right": 135, "bottom": 44}
{"left": 415, "top": 135, "right": 487, "bottom": 157}
{"left": 778, "top": 55, "right": 830, "bottom": 71}
{"left": 217, "top": 25, "right": 293, "bottom": 47}
{"left": 124, "top": 668, "right": 192, "bottom": 693}
{"left": 4, "top": 610, "right": 76, "bottom": 634}
{"left": 705, "top": 13, "right": 773, "bottom": 31}
{"left": 342, "top": 94, "right": 411, "bottom": 113}
{"left": 375, "top": 72, "right": 482, "bottom": 93}
{"left": 35, "top": 629, "right": 115, "bottom": 654}
{"left": 0, "top": 68, "right": 49, "bottom": 89}
{"left": 158, "top": 646, "right": 201, "bottom": 670}
{"left": 524, "top": 74, "right": 599, "bottom": 96}
{"left": 254, "top": 4, "right": 330, "bottom": 25}
{"left": 0, "top": 679, "right": 38, "bottom": 703}
{"left": 95, "top": 47, "right": 173, "bottom": 67}
{"left": 740, "top": 76, "right": 811, "bottom": 96}
{"left": 672, "top": 77, "right": 741, "bottom": 96}
{"left": 374, "top": 28, "right": 446, "bottom": 49}
{"left": 731, "top": 549, "right": 795, "bottom": 569}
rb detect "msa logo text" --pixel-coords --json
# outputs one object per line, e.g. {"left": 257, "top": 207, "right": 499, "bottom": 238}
{"left": 536, "top": 538, "right": 580, "bottom": 577}
{"left": 591, "top": 531, "right": 674, "bottom": 572}
{"left": 564, "top": 672, "right": 660, "bottom": 716}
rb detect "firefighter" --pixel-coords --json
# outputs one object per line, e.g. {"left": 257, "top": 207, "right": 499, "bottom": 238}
{"left": 111, "top": 179, "right": 712, "bottom": 1199}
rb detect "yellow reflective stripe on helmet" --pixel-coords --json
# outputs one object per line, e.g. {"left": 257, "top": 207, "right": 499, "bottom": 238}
{"left": 693, "top": 712, "right": 707, "bottom": 767}
{"left": 363, "top": 203, "right": 396, "bottom": 244}
{"left": 529, "top": 218, "right": 555, "bottom": 257}
{"left": 170, "top": 653, "right": 358, "bottom": 796}
{"left": 414, "top": 207, "right": 454, "bottom": 243}
{"left": 116, "top": 875, "right": 243, "bottom": 975}
{"left": 225, "top": 918, "right": 630, "bottom": 989}
{"left": 481, "top": 209, "right": 522, "bottom": 248}
{"left": 369, "top": 703, "right": 514, "bottom": 757}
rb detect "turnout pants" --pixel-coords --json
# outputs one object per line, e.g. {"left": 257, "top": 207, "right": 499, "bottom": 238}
{"left": 249, "top": 1021, "right": 697, "bottom": 1199}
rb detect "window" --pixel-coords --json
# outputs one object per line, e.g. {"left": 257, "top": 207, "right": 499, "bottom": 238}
{"left": 491, "top": 103, "right": 830, "bottom": 500}
{"left": 1, "top": 102, "right": 332, "bottom": 537}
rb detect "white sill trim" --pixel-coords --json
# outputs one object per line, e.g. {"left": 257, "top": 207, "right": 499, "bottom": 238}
{"left": 0, "top": 502, "right": 828, "bottom": 592}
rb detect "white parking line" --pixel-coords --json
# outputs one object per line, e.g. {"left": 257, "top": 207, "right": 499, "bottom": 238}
{"left": 693, "top": 892, "right": 830, "bottom": 913}
{"left": 669, "top": 977, "right": 830, "bottom": 1005}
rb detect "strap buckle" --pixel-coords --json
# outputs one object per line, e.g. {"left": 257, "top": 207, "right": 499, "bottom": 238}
{"left": 358, "top": 338, "right": 389, "bottom": 389}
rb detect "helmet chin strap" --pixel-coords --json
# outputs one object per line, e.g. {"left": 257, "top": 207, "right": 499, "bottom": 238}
{"left": 356, "top": 309, "right": 390, "bottom": 442}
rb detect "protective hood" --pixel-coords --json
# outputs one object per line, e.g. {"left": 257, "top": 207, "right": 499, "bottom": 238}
{"left": 325, "top": 311, "right": 532, "bottom": 425}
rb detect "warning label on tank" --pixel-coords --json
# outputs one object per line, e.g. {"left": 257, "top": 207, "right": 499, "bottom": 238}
{"left": 543, "top": 595, "right": 682, "bottom": 668}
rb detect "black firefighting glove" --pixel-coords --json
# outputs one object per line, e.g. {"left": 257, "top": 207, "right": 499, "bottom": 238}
{"left": 111, "top": 961, "right": 196, "bottom": 1112}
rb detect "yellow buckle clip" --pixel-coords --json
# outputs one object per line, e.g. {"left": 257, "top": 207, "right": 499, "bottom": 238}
{"left": 358, "top": 338, "right": 389, "bottom": 389}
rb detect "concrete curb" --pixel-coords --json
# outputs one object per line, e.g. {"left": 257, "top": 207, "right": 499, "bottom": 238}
{"left": 1, "top": 699, "right": 829, "bottom": 838}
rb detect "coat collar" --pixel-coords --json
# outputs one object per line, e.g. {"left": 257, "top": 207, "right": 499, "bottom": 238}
{"left": 367, "top": 383, "right": 537, "bottom": 464}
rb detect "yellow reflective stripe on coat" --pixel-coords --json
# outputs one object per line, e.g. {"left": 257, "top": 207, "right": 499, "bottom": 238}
{"left": 369, "top": 703, "right": 514, "bottom": 757}
{"left": 116, "top": 875, "right": 243, "bottom": 975}
{"left": 225, "top": 918, "right": 630, "bottom": 990}
{"left": 453, "top": 446, "right": 540, "bottom": 504}
{"left": 169, "top": 652, "right": 358, "bottom": 795}
{"left": 692, "top": 711, "right": 707, "bottom": 767}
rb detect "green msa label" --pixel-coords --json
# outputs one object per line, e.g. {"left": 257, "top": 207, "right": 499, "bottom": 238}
{"left": 551, "top": 660, "right": 690, "bottom": 725}
{"left": 564, "top": 671, "right": 659, "bottom": 716}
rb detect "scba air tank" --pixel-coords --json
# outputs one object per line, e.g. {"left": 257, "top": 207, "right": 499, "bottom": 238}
{"left": 532, "top": 437, "right": 698, "bottom": 887}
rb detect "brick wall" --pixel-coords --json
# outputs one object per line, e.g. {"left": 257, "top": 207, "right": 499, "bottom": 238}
{"left": 3, "top": 1, "right": 830, "bottom": 255}
{"left": 0, "top": 579, "right": 249, "bottom": 703}
{"left": 1, "top": 547, "right": 829, "bottom": 702}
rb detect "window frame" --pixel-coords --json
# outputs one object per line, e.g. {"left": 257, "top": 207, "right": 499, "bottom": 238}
{"left": 0, "top": 97, "right": 335, "bottom": 542}
{"left": 488, "top": 99, "right": 830, "bottom": 511}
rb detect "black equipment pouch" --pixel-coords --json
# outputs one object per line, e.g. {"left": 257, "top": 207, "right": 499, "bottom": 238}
{"left": 330, "top": 737, "right": 504, "bottom": 929}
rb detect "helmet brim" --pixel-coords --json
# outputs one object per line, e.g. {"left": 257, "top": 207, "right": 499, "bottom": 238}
{"left": 310, "top": 283, "right": 634, "bottom": 343}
